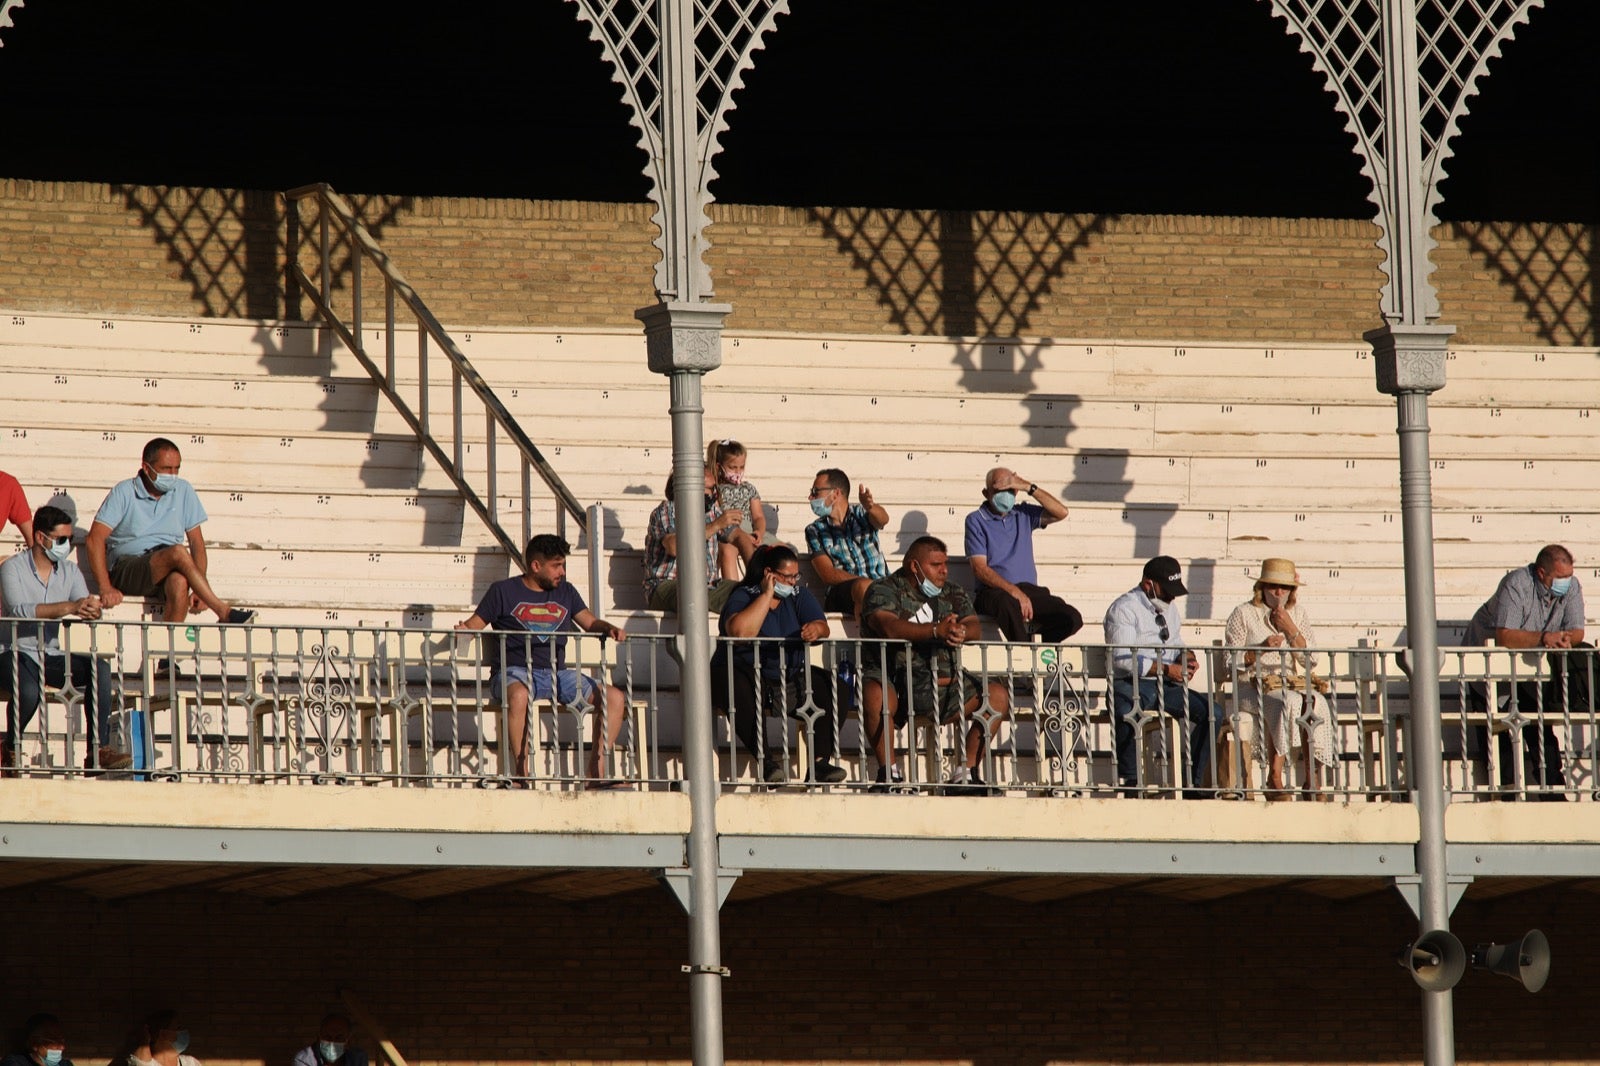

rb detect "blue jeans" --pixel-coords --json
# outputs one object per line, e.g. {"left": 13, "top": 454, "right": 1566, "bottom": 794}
{"left": 0, "top": 649, "right": 114, "bottom": 750}
{"left": 1112, "top": 677, "right": 1223, "bottom": 790}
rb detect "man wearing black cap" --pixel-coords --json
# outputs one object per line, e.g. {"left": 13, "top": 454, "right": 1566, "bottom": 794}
{"left": 1103, "top": 556, "right": 1224, "bottom": 798}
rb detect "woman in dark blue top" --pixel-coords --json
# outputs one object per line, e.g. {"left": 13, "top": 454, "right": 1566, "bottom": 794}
{"left": 711, "top": 545, "right": 846, "bottom": 786}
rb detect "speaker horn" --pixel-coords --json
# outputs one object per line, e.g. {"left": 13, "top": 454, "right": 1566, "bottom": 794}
{"left": 1472, "top": 929, "right": 1550, "bottom": 993}
{"left": 1398, "top": 930, "right": 1466, "bottom": 991}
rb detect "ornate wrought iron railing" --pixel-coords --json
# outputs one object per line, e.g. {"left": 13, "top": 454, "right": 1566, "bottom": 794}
{"left": 5, "top": 621, "right": 1596, "bottom": 803}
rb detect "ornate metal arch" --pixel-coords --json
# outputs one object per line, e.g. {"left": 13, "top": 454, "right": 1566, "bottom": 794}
{"left": 570, "top": 0, "right": 788, "bottom": 303}
{"left": 0, "top": 0, "right": 26, "bottom": 47}
{"left": 1265, "top": 0, "right": 1543, "bottom": 324}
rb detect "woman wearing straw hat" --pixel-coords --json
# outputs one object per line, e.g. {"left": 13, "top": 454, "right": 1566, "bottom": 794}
{"left": 1223, "top": 559, "right": 1336, "bottom": 800}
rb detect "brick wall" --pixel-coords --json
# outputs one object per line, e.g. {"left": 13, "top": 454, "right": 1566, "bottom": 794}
{"left": 1, "top": 879, "right": 1590, "bottom": 1066}
{"left": 0, "top": 180, "right": 1592, "bottom": 346}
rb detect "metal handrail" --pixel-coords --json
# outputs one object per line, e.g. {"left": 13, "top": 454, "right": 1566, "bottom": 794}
{"left": 283, "top": 182, "right": 587, "bottom": 567}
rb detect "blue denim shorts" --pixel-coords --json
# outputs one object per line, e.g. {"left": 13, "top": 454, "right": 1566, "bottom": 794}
{"left": 492, "top": 666, "right": 600, "bottom": 707}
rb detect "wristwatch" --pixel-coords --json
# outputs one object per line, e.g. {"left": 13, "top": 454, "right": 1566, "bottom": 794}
{"left": 1027, "top": 483, "right": 1038, "bottom": 496}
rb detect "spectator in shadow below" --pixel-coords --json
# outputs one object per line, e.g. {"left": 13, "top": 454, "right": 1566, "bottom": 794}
{"left": 2, "top": 1013, "right": 72, "bottom": 1066}
{"left": 123, "top": 1011, "right": 201, "bottom": 1066}
{"left": 292, "top": 1014, "right": 367, "bottom": 1066}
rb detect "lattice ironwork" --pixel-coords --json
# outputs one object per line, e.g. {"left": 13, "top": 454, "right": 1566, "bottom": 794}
{"left": 1265, "top": 0, "right": 1542, "bottom": 322}
{"left": 571, "top": 0, "right": 788, "bottom": 301}
{"left": 0, "top": 0, "right": 25, "bottom": 47}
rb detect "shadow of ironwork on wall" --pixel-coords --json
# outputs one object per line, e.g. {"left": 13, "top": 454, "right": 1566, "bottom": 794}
{"left": 806, "top": 207, "right": 1111, "bottom": 346}
{"left": 1452, "top": 220, "right": 1596, "bottom": 345}
{"left": 284, "top": 191, "right": 415, "bottom": 325}
{"left": 113, "top": 185, "right": 413, "bottom": 321}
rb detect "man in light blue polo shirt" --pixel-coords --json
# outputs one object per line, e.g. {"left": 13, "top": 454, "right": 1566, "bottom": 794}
{"left": 85, "top": 437, "right": 255, "bottom": 625}
{"left": 964, "top": 466, "right": 1083, "bottom": 643}
{"left": 0, "top": 504, "right": 128, "bottom": 771}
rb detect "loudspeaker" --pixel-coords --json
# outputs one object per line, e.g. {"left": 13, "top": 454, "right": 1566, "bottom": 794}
{"left": 1398, "top": 930, "right": 1466, "bottom": 991}
{"left": 1472, "top": 929, "right": 1550, "bottom": 993}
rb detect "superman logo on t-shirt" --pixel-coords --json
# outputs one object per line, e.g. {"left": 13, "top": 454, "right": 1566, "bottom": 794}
{"left": 510, "top": 600, "right": 570, "bottom": 641}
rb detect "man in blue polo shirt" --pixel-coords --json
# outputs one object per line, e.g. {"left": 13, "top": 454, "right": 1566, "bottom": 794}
{"left": 85, "top": 437, "right": 255, "bottom": 625}
{"left": 963, "top": 466, "right": 1082, "bottom": 643}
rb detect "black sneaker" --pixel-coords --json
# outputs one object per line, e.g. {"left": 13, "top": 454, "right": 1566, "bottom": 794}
{"left": 811, "top": 760, "right": 847, "bottom": 784}
{"left": 225, "top": 608, "right": 257, "bottom": 625}
{"left": 762, "top": 760, "right": 787, "bottom": 785}
{"left": 942, "top": 768, "right": 1000, "bottom": 797}
{"left": 868, "top": 765, "right": 906, "bottom": 793}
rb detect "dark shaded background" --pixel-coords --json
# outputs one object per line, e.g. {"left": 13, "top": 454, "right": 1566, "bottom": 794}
{"left": 0, "top": 0, "right": 1593, "bottom": 220}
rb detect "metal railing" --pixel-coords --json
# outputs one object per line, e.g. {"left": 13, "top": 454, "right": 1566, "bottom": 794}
{"left": 5, "top": 621, "right": 1597, "bottom": 803}
{"left": 284, "top": 182, "right": 588, "bottom": 566}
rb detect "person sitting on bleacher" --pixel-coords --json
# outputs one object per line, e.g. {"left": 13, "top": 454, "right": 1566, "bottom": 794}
{"left": 859, "top": 536, "right": 1010, "bottom": 795}
{"left": 291, "top": 1013, "right": 367, "bottom": 1066}
{"left": 803, "top": 467, "right": 889, "bottom": 618}
{"left": 1222, "top": 558, "right": 1335, "bottom": 800}
{"left": 964, "top": 466, "right": 1082, "bottom": 644}
{"left": 1104, "top": 556, "right": 1224, "bottom": 799}
{"left": 0, "top": 1013, "right": 73, "bottom": 1066}
{"left": 712, "top": 545, "right": 848, "bottom": 786}
{"left": 643, "top": 468, "right": 742, "bottom": 613}
{"left": 1462, "top": 543, "right": 1586, "bottom": 799}
{"left": 85, "top": 437, "right": 255, "bottom": 625}
{"left": 457, "top": 533, "right": 629, "bottom": 787}
{"left": 0, "top": 504, "right": 129, "bottom": 773}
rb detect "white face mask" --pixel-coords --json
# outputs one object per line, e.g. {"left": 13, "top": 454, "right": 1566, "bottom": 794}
{"left": 1262, "top": 588, "right": 1291, "bottom": 609}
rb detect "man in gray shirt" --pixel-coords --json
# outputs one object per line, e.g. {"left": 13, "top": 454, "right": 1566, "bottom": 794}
{"left": 0, "top": 504, "right": 128, "bottom": 773}
{"left": 1463, "top": 544, "right": 1585, "bottom": 797}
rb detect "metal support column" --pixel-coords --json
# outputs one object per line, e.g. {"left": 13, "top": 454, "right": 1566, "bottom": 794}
{"left": 639, "top": 300, "right": 732, "bottom": 1066}
{"left": 1371, "top": 323, "right": 1455, "bottom": 1064}
{"left": 1373, "top": 5, "right": 1455, "bottom": 1062}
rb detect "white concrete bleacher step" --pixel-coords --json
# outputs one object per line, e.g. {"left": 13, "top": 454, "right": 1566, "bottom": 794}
{"left": 3, "top": 308, "right": 1596, "bottom": 631}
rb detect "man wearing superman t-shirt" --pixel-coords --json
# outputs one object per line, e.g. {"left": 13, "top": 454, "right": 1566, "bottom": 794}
{"left": 457, "top": 533, "right": 629, "bottom": 787}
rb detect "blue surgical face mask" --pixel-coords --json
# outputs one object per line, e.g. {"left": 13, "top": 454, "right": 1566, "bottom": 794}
{"left": 170, "top": 1032, "right": 190, "bottom": 1056}
{"left": 317, "top": 1043, "right": 345, "bottom": 1064}
{"left": 772, "top": 581, "right": 797, "bottom": 599}
{"left": 43, "top": 537, "right": 73, "bottom": 564}
{"left": 1550, "top": 576, "right": 1573, "bottom": 597}
{"left": 42, "top": 1050, "right": 63, "bottom": 1066}
{"left": 914, "top": 566, "right": 942, "bottom": 598}
{"left": 145, "top": 465, "right": 180, "bottom": 494}
{"left": 990, "top": 490, "right": 1017, "bottom": 514}
{"left": 809, "top": 496, "right": 831, "bottom": 518}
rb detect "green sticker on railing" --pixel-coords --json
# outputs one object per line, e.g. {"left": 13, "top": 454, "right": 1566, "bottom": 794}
{"left": 185, "top": 626, "right": 198, "bottom": 643}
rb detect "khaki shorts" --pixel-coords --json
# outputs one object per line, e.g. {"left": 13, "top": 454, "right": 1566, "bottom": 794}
{"left": 647, "top": 578, "right": 738, "bottom": 614}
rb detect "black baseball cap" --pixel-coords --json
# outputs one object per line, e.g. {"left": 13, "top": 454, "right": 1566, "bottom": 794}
{"left": 1142, "top": 555, "right": 1188, "bottom": 599}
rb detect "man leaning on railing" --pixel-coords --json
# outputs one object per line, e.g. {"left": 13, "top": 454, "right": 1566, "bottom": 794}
{"left": 0, "top": 504, "right": 128, "bottom": 773}
{"left": 858, "top": 536, "right": 1010, "bottom": 796}
{"left": 1462, "top": 543, "right": 1589, "bottom": 799}
{"left": 457, "top": 533, "right": 629, "bottom": 789}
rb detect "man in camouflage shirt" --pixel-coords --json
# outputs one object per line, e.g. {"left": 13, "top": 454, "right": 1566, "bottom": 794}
{"left": 859, "top": 536, "right": 1010, "bottom": 795}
